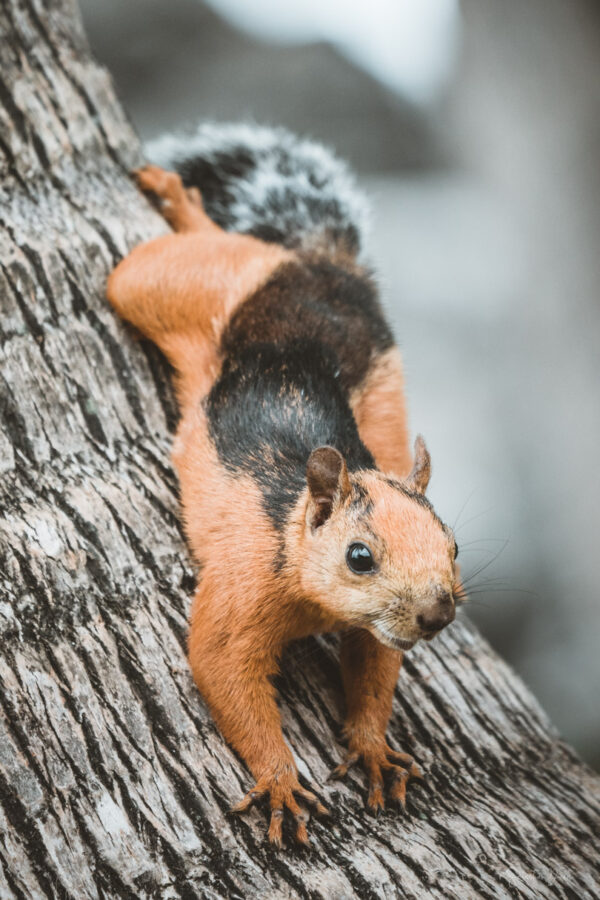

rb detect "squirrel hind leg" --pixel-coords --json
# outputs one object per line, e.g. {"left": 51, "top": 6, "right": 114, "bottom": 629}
{"left": 134, "top": 165, "right": 220, "bottom": 234}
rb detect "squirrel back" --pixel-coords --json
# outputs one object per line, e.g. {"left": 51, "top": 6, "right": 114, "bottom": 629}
{"left": 145, "top": 122, "right": 369, "bottom": 258}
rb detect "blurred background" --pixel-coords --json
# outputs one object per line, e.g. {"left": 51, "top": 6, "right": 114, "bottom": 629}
{"left": 79, "top": 0, "right": 600, "bottom": 769}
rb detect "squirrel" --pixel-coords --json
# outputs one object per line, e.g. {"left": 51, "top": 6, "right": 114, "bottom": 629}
{"left": 107, "top": 123, "right": 462, "bottom": 848}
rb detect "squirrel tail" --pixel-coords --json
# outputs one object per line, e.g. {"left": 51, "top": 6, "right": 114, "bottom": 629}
{"left": 145, "top": 122, "right": 370, "bottom": 258}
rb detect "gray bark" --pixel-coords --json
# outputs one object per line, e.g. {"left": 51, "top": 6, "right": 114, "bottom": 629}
{"left": 0, "top": 1, "right": 599, "bottom": 897}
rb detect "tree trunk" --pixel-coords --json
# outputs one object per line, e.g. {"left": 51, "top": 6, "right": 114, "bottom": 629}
{"left": 0, "top": 1, "right": 599, "bottom": 897}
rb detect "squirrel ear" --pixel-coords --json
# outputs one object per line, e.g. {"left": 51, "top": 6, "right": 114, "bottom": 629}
{"left": 306, "top": 446, "right": 351, "bottom": 530}
{"left": 405, "top": 434, "right": 431, "bottom": 495}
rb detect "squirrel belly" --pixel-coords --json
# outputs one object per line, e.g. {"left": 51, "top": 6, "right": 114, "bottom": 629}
{"left": 106, "top": 128, "right": 460, "bottom": 847}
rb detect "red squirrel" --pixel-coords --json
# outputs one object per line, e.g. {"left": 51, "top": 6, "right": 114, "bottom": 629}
{"left": 107, "top": 124, "right": 462, "bottom": 848}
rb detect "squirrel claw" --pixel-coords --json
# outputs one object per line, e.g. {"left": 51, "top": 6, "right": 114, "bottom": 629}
{"left": 367, "top": 782, "right": 385, "bottom": 814}
{"left": 327, "top": 750, "right": 360, "bottom": 781}
{"left": 231, "top": 786, "right": 266, "bottom": 814}
{"left": 232, "top": 772, "right": 329, "bottom": 847}
{"left": 332, "top": 741, "right": 423, "bottom": 812}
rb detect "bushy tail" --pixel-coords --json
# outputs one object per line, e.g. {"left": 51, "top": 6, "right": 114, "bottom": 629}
{"left": 145, "top": 122, "right": 369, "bottom": 257}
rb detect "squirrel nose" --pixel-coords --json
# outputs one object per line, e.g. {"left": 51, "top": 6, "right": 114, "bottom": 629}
{"left": 417, "top": 592, "right": 455, "bottom": 634}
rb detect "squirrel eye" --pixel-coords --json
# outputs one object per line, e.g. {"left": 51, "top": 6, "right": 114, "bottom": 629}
{"left": 454, "top": 541, "right": 459, "bottom": 560}
{"left": 346, "top": 542, "right": 376, "bottom": 574}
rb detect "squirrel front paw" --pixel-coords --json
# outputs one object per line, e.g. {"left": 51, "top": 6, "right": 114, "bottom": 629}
{"left": 232, "top": 768, "right": 329, "bottom": 848}
{"left": 330, "top": 739, "right": 423, "bottom": 813}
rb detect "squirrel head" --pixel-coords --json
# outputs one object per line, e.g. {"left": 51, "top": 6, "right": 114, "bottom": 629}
{"left": 292, "top": 436, "right": 460, "bottom": 650}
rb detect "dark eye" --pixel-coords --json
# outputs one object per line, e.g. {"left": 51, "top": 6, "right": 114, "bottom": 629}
{"left": 346, "top": 542, "right": 376, "bottom": 574}
{"left": 454, "top": 542, "right": 459, "bottom": 560}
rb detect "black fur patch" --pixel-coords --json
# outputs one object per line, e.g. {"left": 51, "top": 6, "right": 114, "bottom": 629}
{"left": 350, "top": 481, "right": 374, "bottom": 516}
{"left": 221, "top": 258, "right": 393, "bottom": 394}
{"left": 204, "top": 259, "right": 397, "bottom": 530}
{"left": 178, "top": 147, "right": 257, "bottom": 230}
{"left": 206, "top": 341, "right": 374, "bottom": 532}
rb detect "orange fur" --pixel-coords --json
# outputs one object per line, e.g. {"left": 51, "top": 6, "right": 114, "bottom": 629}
{"left": 107, "top": 167, "right": 458, "bottom": 845}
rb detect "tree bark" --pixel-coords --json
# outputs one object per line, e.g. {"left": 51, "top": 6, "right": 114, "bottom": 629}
{"left": 0, "top": 1, "right": 599, "bottom": 898}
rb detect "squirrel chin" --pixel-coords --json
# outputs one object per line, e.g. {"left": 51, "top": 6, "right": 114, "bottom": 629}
{"left": 370, "top": 626, "right": 416, "bottom": 652}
